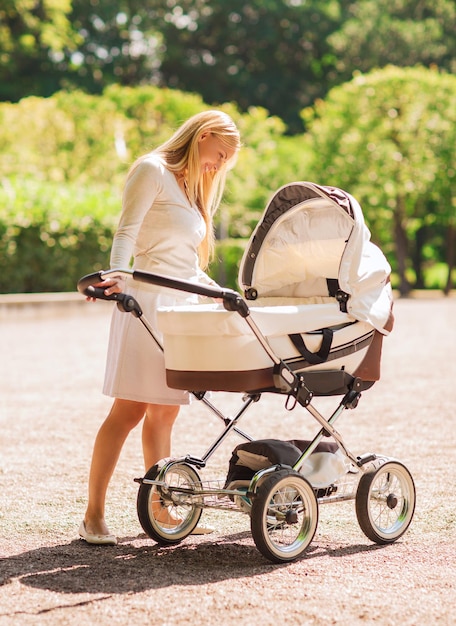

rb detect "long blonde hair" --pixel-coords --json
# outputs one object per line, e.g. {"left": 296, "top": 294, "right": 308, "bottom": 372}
{"left": 128, "top": 110, "right": 240, "bottom": 269}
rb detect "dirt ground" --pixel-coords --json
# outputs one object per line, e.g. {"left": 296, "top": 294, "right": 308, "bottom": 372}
{"left": 1, "top": 294, "right": 455, "bottom": 626}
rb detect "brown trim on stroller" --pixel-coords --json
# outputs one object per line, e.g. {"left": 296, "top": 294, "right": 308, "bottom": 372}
{"left": 166, "top": 367, "right": 376, "bottom": 396}
{"left": 352, "top": 329, "right": 384, "bottom": 381}
{"left": 166, "top": 367, "right": 273, "bottom": 393}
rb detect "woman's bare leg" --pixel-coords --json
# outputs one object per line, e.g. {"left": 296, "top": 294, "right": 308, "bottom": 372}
{"left": 83, "top": 398, "right": 147, "bottom": 536}
{"left": 142, "top": 404, "right": 180, "bottom": 524}
{"left": 142, "top": 403, "right": 180, "bottom": 470}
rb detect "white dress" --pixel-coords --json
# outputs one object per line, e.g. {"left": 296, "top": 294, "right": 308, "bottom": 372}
{"left": 103, "top": 155, "right": 215, "bottom": 404}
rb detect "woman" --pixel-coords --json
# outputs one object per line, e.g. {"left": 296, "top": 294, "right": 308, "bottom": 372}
{"left": 79, "top": 110, "right": 241, "bottom": 545}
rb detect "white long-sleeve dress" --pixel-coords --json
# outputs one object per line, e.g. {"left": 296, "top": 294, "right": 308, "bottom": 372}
{"left": 103, "top": 155, "right": 215, "bottom": 404}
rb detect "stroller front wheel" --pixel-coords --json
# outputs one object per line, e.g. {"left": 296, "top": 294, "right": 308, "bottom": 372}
{"left": 355, "top": 459, "right": 416, "bottom": 544}
{"left": 137, "top": 461, "right": 203, "bottom": 545}
{"left": 250, "top": 469, "right": 319, "bottom": 563}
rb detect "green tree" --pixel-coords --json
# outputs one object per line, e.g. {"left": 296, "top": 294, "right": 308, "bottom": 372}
{"left": 331, "top": 0, "right": 456, "bottom": 82}
{"left": 140, "top": 0, "right": 340, "bottom": 134}
{"left": 302, "top": 66, "right": 456, "bottom": 295}
{"left": 0, "top": 0, "right": 78, "bottom": 100}
{"left": 3, "top": 0, "right": 456, "bottom": 138}
{"left": 61, "top": 0, "right": 456, "bottom": 133}
{"left": 1, "top": 0, "right": 343, "bottom": 132}
{"left": 61, "top": 0, "right": 164, "bottom": 94}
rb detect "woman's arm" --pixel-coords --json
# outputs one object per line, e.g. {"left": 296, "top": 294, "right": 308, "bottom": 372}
{"left": 110, "top": 159, "right": 161, "bottom": 269}
{"left": 87, "top": 159, "right": 162, "bottom": 300}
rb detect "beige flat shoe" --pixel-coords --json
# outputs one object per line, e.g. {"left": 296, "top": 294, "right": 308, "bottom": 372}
{"left": 79, "top": 521, "right": 117, "bottom": 546}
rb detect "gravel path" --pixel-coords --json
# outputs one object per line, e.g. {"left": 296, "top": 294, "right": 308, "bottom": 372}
{"left": 1, "top": 295, "right": 455, "bottom": 625}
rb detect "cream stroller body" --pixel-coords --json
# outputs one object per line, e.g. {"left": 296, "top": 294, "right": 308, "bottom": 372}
{"left": 79, "top": 182, "right": 415, "bottom": 563}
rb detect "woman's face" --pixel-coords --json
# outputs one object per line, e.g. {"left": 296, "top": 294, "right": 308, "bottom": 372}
{"left": 197, "top": 131, "right": 237, "bottom": 174}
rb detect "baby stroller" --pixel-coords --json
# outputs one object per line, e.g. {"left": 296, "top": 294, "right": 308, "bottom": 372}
{"left": 78, "top": 181, "right": 416, "bottom": 563}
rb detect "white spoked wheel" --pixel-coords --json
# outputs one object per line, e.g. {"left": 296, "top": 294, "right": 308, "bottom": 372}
{"left": 355, "top": 460, "right": 416, "bottom": 544}
{"left": 250, "top": 469, "right": 319, "bottom": 563}
{"left": 137, "top": 461, "right": 203, "bottom": 545}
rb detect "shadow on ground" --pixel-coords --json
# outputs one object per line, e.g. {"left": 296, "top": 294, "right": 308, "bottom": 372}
{"left": 0, "top": 531, "right": 386, "bottom": 595}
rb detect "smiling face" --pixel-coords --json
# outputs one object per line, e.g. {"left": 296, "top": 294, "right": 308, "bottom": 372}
{"left": 197, "top": 131, "right": 237, "bottom": 174}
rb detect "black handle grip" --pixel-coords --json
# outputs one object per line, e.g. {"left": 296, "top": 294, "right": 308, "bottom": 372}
{"left": 77, "top": 271, "right": 122, "bottom": 302}
{"left": 77, "top": 269, "right": 251, "bottom": 317}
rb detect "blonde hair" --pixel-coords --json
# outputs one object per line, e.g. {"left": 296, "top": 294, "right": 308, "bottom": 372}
{"left": 128, "top": 110, "right": 241, "bottom": 269}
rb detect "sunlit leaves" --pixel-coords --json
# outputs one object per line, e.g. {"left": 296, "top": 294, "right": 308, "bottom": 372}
{"left": 302, "top": 65, "right": 456, "bottom": 288}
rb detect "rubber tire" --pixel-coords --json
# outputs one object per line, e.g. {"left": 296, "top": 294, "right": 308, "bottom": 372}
{"left": 137, "top": 462, "right": 203, "bottom": 545}
{"left": 355, "top": 460, "right": 416, "bottom": 544}
{"left": 250, "top": 469, "right": 318, "bottom": 563}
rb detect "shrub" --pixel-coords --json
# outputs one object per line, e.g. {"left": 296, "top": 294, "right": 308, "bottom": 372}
{"left": 0, "top": 177, "right": 118, "bottom": 292}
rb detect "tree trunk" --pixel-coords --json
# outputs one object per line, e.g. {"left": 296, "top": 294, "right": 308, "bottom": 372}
{"left": 394, "top": 196, "right": 411, "bottom": 296}
{"left": 444, "top": 221, "right": 455, "bottom": 295}
{"left": 412, "top": 226, "right": 427, "bottom": 289}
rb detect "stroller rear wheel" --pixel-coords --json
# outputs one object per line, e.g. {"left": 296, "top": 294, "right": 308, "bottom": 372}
{"left": 355, "top": 460, "right": 416, "bottom": 544}
{"left": 137, "top": 461, "right": 203, "bottom": 545}
{"left": 250, "top": 469, "right": 318, "bottom": 563}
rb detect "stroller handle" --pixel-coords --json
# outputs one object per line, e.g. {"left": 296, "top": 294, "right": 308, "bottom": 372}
{"left": 78, "top": 269, "right": 299, "bottom": 389}
{"left": 77, "top": 269, "right": 250, "bottom": 317}
{"left": 77, "top": 270, "right": 127, "bottom": 302}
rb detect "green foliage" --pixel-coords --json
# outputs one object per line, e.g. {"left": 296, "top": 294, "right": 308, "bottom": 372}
{"left": 3, "top": 1, "right": 455, "bottom": 135}
{"left": 330, "top": 0, "right": 456, "bottom": 81}
{"left": 212, "top": 239, "right": 248, "bottom": 290}
{"left": 138, "top": 0, "right": 341, "bottom": 133}
{"left": 424, "top": 263, "right": 456, "bottom": 290}
{"left": 217, "top": 107, "right": 311, "bottom": 238}
{"left": 303, "top": 67, "right": 456, "bottom": 219}
{"left": 0, "top": 0, "right": 78, "bottom": 100}
{"left": 0, "top": 177, "right": 118, "bottom": 292}
{"left": 302, "top": 66, "right": 456, "bottom": 292}
{"left": 0, "top": 92, "right": 129, "bottom": 186}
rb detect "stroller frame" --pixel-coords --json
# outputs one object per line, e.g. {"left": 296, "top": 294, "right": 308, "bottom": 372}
{"left": 79, "top": 268, "right": 416, "bottom": 563}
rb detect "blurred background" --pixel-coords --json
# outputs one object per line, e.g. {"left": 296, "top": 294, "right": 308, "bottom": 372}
{"left": 0, "top": 0, "right": 454, "bottom": 294}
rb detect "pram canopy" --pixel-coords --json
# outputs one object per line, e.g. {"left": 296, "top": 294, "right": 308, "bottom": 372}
{"left": 238, "top": 182, "right": 393, "bottom": 334}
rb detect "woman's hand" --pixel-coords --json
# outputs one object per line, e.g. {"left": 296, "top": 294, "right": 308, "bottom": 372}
{"left": 86, "top": 275, "right": 127, "bottom": 302}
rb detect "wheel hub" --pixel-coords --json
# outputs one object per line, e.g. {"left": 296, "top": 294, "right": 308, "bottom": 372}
{"left": 285, "top": 509, "right": 298, "bottom": 525}
{"left": 386, "top": 493, "right": 398, "bottom": 509}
